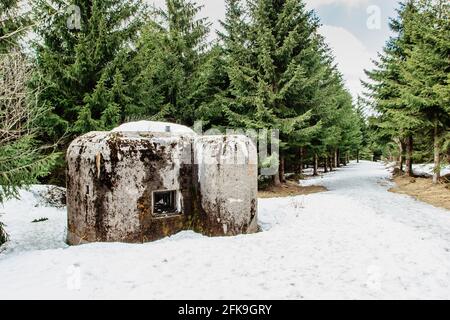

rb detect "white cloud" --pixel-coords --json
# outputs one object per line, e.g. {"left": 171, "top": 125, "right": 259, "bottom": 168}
{"left": 318, "top": 25, "right": 374, "bottom": 98}
{"left": 149, "top": 0, "right": 370, "bottom": 21}
{"left": 305, "top": 0, "right": 370, "bottom": 9}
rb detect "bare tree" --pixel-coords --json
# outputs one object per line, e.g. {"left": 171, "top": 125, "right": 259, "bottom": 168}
{"left": 0, "top": 49, "right": 59, "bottom": 245}
{"left": 0, "top": 50, "right": 40, "bottom": 145}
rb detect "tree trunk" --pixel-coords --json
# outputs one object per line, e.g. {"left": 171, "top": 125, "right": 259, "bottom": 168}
{"left": 297, "top": 147, "right": 304, "bottom": 175}
{"left": 405, "top": 135, "right": 413, "bottom": 177}
{"left": 433, "top": 122, "right": 440, "bottom": 185}
{"left": 399, "top": 140, "right": 405, "bottom": 173}
{"left": 329, "top": 155, "right": 333, "bottom": 172}
{"left": 273, "top": 152, "right": 282, "bottom": 186}
{"left": 313, "top": 153, "right": 318, "bottom": 176}
{"left": 357, "top": 149, "right": 360, "bottom": 163}
{"left": 280, "top": 155, "right": 286, "bottom": 183}
{"left": 273, "top": 169, "right": 281, "bottom": 186}
{"left": 324, "top": 157, "right": 328, "bottom": 173}
{"left": 335, "top": 149, "right": 339, "bottom": 168}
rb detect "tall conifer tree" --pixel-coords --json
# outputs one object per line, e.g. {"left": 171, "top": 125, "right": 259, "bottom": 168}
{"left": 130, "top": 0, "right": 211, "bottom": 125}
{"left": 365, "top": 1, "right": 421, "bottom": 176}
{"left": 400, "top": 0, "right": 450, "bottom": 183}
{"left": 32, "top": 0, "right": 145, "bottom": 142}
{"left": 220, "top": 0, "right": 322, "bottom": 185}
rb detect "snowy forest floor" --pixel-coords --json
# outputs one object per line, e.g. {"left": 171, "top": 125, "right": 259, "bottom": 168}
{"left": 1, "top": 161, "right": 450, "bottom": 299}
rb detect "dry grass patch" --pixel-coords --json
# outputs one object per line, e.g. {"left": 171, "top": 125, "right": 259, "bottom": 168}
{"left": 258, "top": 180, "right": 327, "bottom": 199}
{"left": 389, "top": 176, "right": 450, "bottom": 211}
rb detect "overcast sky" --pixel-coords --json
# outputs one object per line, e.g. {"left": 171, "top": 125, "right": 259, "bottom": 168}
{"left": 150, "top": 0, "right": 399, "bottom": 99}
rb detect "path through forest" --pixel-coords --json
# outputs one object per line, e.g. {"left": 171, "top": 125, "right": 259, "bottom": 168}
{"left": 1, "top": 161, "right": 450, "bottom": 299}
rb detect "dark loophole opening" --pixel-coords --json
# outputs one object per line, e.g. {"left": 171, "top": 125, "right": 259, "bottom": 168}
{"left": 153, "top": 190, "right": 177, "bottom": 216}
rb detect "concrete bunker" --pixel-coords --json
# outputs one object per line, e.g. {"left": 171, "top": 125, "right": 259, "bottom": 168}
{"left": 66, "top": 122, "right": 258, "bottom": 244}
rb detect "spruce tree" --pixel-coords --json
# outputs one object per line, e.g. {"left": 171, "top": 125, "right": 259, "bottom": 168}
{"left": 193, "top": 0, "right": 249, "bottom": 129}
{"left": 220, "top": 0, "right": 321, "bottom": 185}
{"left": 130, "top": 0, "right": 211, "bottom": 126}
{"left": 32, "top": 0, "right": 145, "bottom": 143}
{"left": 400, "top": 0, "right": 450, "bottom": 183}
{"left": 366, "top": 0, "right": 449, "bottom": 181}
{"left": 364, "top": 1, "right": 421, "bottom": 176}
{"left": 0, "top": 0, "right": 28, "bottom": 53}
{"left": 189, "top": 44, "right": 229, "bottom": 128}
{"left": 305, "top": 37, "right": 351, "bottom": 172}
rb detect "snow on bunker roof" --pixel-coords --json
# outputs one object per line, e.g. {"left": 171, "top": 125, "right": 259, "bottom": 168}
{"left": 112, "top": 121, "right": 196, "bottom": 135}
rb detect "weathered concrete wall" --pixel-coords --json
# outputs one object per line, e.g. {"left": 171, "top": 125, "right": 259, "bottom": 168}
{"left": 194, "top": 135, "right": 258, "bottom": 236}
{"left": 66, "top": 130, "right": 258, "bottom": 245}
{"left": 67, "top": 132, "right": 194, "bottom": 244}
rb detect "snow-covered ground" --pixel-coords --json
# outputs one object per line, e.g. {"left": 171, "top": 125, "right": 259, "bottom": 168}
{"left": 1, "top": 161, "right": 450, "bottom": 299}
{"left": 412, "top": 163, "right": 450, "bottom": 177}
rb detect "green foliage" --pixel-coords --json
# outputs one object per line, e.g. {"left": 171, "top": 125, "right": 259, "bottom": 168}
{"left": 0, "top": 136, "right": 59, "bottom": 203}
{"left": 365, "top": 0, "right": 449, "bottom": 175}
{"left": 129, "top": 0, "right": 212, "bottom": 125}
{"left": 214, "top": 0, "right": 363, "bottom": 177}
{"left": 32, "top": 0, "right": 146, "bottom": 142}
{"left": 0, "top": 0, "right": 29, "bottom": 53}
{"left": 364, "top": 2, "right": 420, "bottom": 144}
{"left": 0, "top": 0, "right": 367, "bottom": 194}
{"left": 0, "top": 51, "right": 60, "bottom": 203}
{"left": 400, "top": 0, "right": 450, "bottom": 145}
{"left": 220, "top": 0, "right": 320, "bottom": 132}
